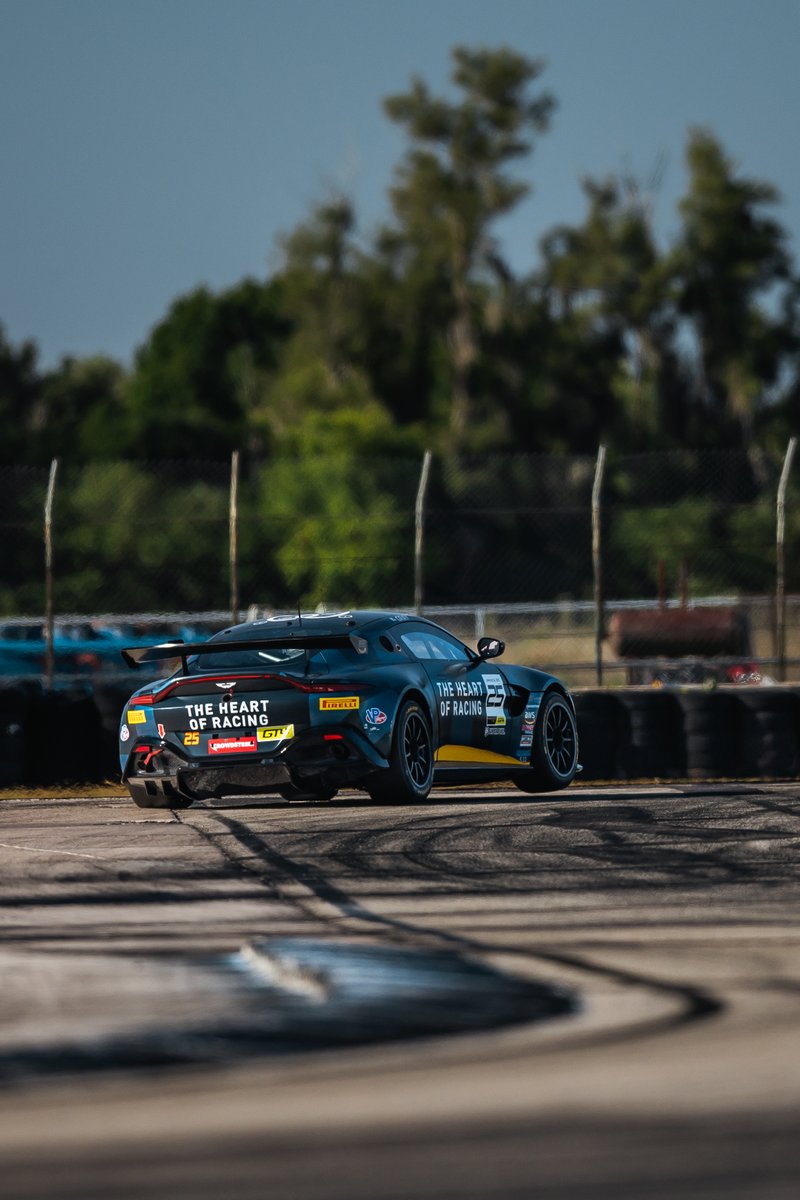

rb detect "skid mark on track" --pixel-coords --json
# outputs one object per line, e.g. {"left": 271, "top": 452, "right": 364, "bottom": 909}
{"left": 177, "top": 806, "right": 727, "bottom": 1049}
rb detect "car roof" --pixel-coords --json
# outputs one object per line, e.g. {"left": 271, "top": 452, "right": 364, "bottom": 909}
{"left": 210, "top": 610, "right": 441, "bottom": 643}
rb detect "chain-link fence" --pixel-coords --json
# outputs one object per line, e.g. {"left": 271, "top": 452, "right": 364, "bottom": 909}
{"left": 1, "top": 445, "right": 798, "bottom": 685}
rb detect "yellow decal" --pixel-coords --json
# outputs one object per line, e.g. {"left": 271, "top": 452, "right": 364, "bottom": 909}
{"left": 435, "top": 744, "right": 524, "bottom": 767}
{"left": 127, "top": 709, "right": 147, "bottom": 724}
{"left": 183, "top": 731, "right": 200, "bottom": 746}
{"left": 257, "top": 724, "right": 294, "bottom": 742}
{"left": 319, "top": 696, "right": 359, "bottom": 711}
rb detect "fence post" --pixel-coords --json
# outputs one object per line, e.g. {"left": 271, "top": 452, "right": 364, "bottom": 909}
{"left": 229, "top": 450, "right": 240, "bottom": 625}
{"left": 43, "top": 458, "right": 59, "bottom": 690}
{"left": 414, "top": 450, "right": 433, "bottom": 614}
{"left": 592, "top": 444, "right": 607, "bottom": 687}
{"left": 776, "top": 436, "right": 797, "bottom": 681}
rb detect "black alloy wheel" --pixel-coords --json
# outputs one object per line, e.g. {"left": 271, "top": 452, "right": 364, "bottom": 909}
{"left": 368, "top": 700, "right": 433, "bottom": 804}
{"left": 514, "top": 690, "right": 578, "bottom": 794}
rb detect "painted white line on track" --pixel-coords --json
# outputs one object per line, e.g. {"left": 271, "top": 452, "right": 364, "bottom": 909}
{"left": 0, "top": 841, "right": 104, "bottom": 860}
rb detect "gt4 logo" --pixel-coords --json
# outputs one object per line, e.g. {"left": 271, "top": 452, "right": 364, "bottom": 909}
{"left": 257, "top": 724, "right": 294, "bottom": 742}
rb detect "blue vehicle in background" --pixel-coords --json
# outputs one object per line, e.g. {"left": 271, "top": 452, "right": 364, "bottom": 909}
{"left": 0, "top": 619, "right": 221, "bottom": 680}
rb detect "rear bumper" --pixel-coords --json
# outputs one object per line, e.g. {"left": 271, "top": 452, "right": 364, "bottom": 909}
{"left": 123, "top": 724, "right": 389, "bottom": 803}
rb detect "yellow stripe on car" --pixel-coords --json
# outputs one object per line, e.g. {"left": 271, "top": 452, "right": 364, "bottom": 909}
{"left": 435, "top": 744, "right": 525, "bottom": 766}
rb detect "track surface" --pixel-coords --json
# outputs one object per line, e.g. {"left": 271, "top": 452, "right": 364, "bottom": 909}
{"left": 1, "top": 783, "right": 799, "bottom": 1198}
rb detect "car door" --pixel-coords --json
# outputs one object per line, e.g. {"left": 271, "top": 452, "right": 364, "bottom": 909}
{"left": 397, "top": 625, "right": 521, "bottom": 766}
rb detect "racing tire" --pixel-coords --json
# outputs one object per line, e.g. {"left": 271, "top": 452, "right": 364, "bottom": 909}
{"left": 514, "top": 690, "right": 579, "bottom": 794}
{"left": 367, "top": 700, "right": 433, "bottom": 804}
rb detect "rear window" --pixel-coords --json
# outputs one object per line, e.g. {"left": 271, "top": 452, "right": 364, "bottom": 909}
{"left": 189, "top": 643, "right": 368, "bottom": 674}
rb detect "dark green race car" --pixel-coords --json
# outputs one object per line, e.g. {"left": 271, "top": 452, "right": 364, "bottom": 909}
{"left": 119, "top": 610, "right": 579, "bottom": 808}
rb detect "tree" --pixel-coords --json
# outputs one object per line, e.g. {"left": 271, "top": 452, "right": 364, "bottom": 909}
{"left": 537, "top": 172, "right": 686, "bottom": 449}
{"left": 37, "top": 356, "right": 129, "bottom": 462}
{"left": 253, "top": 346, "right": 420, "bottom": 606}
{"left": 672, "top": 129, "right": 798, "bottom": 445}
{"left": 123, "top": 279, "right": 291, "bottom": 460}
{"left": 383, "top": 46, "right": 555, "bottom": 446}
{"left": 0, "top": 324, "right": 43, "bottom": 465}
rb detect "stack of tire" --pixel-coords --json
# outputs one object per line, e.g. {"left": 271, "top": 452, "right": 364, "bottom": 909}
{"left": 575, "top": 686, "right": 800, "bottom": 782}
{"left": 24, "top": 687, "right": 107, "bottom": 786}
{"left": 0, "top": 681, "right": 124, "bottom": 788}
{"left": 1, "top": 683, "right": 799, "bottom": 790}
{"left": 93, "top": 680, "right": 136, "bottom": 779}
{"left": 0, "top": 683, "right": 39, "bottom": 787}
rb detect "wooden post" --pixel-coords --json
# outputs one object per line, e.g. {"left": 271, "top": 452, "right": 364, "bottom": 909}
{"left": 776, "top": 437, "right": 797, "bottom": 681}
{"left": 229, "top": 450, "right": 240, "bottom": 626}
{"left": 44, "top": 458, "right": 59, "bottom": 689}
{"left": 592, "top": 445, "right": 607, "bottom": 686}
{"left": 414, "top": 450, "right": 433, "bottom": 615}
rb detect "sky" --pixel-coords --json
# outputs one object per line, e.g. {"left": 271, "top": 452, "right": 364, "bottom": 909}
{"left": 2, "top": 0, "right": 799, "bottom": 370}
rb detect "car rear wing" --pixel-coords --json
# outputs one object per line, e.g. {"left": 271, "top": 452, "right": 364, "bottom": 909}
{"left": 121, "top": 634, "right": 367, "bottom": 671}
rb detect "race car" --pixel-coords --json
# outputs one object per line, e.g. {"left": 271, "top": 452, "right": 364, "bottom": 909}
{"left": 119, "top": 610, "right": 579, "bottom": 808}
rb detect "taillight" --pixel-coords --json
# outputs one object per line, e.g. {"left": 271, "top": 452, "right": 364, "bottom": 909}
{"left": 290, "top": 680, "right": 360, "bottom": 694}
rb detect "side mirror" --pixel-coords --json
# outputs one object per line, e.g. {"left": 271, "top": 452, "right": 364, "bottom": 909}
{"left": 477, "top": 636, "right": 505, "bottom": 660}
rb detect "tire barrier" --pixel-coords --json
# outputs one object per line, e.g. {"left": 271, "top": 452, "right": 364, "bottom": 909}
{"left": 735, "top": 689, "right": 800, "bottom": 779}
{"left": 572, "top": 692, "right": 618, "bottom": 781}
{"left": 574, "top": 687, "right": 800, "bottom": 783}
{"left": 0, "top": 684, "right": 799, "bottom": 789}
{"left": 0, "top": 684, "right": 39, "bottom": 787}
{"left": 23, "top": 688, "right": 108, "bottom": 786}
{"left": 615, "top": 690, "right": 685, "bottom": 780}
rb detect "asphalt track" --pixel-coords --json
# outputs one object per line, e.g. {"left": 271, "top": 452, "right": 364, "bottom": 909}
{"left": 0, "top": 782, "right": 799, "bottom": 1199}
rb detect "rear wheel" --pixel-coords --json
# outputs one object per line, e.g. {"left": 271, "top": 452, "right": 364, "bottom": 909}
{"left": 368, "top": 700, "right": 433, "bottom": 804}
{"left": 514, "top": 690, "right": 578, "bottom": 794}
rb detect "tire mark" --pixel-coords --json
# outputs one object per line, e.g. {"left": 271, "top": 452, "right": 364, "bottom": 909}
{"left": 178, "top": 807, "right": 728, "bottom": 1048}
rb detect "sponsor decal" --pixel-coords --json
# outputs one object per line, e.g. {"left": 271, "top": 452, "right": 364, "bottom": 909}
{"left": 257, "top": 724, "right": 294, "bottom": 743}
{"left": 319, "top": 696, "right": 359, "bottom": 711}
{"left": 181, "top": 697, "right": 270, "bottom": 732}
{"left": 434, "top": 678, "right": 483, "bottom": 717}
{"left": 484, "top": 673, "right": 507, "bottom": 733}
{"left": 519, "top": 706, "right": 537, "bottom": 750}
{"left": 208, "top": 736, "right": 257, "bottom": 755}
{"left": 119, "top": 724, "right": 130, "bottom": 743}
{"left": 127, "top": 709, "right": 147, "bottom": 724}
{"left": 183, "top": 731, "right": 200, "bottom": 747}
{"left": 364, "top": 707, "right": 387, "bottom": 726}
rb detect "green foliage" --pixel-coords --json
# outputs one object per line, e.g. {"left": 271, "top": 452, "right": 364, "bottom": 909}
{"left": 0, "top": 325, "right": 42, "bottom": 465}
{"left": 252, "top": 350, "right": 419, "bottom": 606}
{"left": 672, "top": 129, "right": 798, "bottom": 444}
{"left": 56, "top": 463, "right": 230, "bottom": 612}
{"left": 123, "top": 279, "right": 291, "bottom": 459}
{"left": 384, "top": 45, "right": 555, "bottom": 445}
{"left": 3, "top": 46, "right": 800, "bottom": 617}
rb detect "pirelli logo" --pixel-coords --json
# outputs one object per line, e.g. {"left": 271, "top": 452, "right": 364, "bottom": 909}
{"left": 319, "top": 696, "right": 359, "bottom": 711}
{"left": 257, "top": 724, "right": 294, "bottom": 742}
{"left": 127, "top": 709, "right": 147, "bottom": 724}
